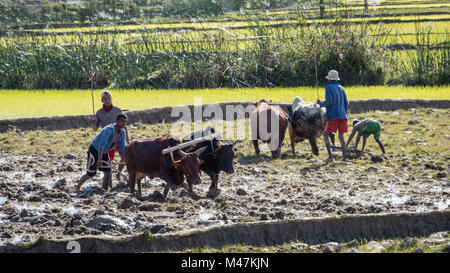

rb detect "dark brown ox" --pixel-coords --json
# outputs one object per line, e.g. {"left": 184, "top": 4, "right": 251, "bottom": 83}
{"left": 183, "top": 126, "right": 238, "bottom": 199}
{"left": 124, "top": 137, "right": 206, "bottom": 199}
{"left": 250, "top": 99, "right": 289, "bottom": 159}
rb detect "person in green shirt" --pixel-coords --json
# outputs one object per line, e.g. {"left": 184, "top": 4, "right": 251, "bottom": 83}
{"left": 346, "top": 118, "right": 385, "bottom": 154}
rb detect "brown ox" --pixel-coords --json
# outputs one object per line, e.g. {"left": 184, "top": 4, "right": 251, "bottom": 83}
{"left": 124, "top": 137, "right": 206, "bottom": 199}
{"left": 250, "top": 99, "right": 289, "bottom": 159}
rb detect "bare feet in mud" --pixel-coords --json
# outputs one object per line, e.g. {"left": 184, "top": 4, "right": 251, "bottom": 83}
{"left": 116, "top": 173, "right": 122, "bottom": 183}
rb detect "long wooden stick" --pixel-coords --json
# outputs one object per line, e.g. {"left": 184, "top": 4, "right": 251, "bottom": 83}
{"left": 91, "top": 71, "right": 95, "bottom": 115}
{"left": 329, "top": 145, "right": 373, "bottom": 155}
{"left": 100, "top": 161, "right": 129, "bottom": 183}
{"left": 314, "top": 53, "right": 319, "bottom": 101}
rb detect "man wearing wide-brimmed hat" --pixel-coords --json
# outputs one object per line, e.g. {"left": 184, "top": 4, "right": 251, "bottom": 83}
{"left": 317, "top": 70, "right": 349, "bottom": 162}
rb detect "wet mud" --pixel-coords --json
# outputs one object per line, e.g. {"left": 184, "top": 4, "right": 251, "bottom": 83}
{"left": 0, "top": 108, "right": 449, "bottom": 247}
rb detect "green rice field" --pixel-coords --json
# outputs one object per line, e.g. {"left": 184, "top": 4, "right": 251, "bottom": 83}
{"left": 6, "top": 0, "right": 449, "bottom": 52}
{"left": 9, "top": 20, "right": 448, "bottom": 50}
{"left": 22, "top": 14, "right": 450, "bottom": 34}
{"left": 0, "top": 86, "right": 449, "bottom": 119}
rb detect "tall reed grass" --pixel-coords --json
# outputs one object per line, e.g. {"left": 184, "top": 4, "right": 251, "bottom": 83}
{"left": 391, "top": 21, "right": 449, "bottom": 86}
{"left": 0, "top": 3, "right": 448, "bottom": 89}
{"left": 0, "top": 11, "right": 398, "bottom": 89}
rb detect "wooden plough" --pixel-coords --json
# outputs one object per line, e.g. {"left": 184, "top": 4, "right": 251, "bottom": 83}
{"left": 98, "top": 131, "right": 225, "bottom": 184}
{"left": 162, "top": 131, "right": 225, "bottom": 162}
{"left": 329, "top": 145, "right": 374, "bottom": 156}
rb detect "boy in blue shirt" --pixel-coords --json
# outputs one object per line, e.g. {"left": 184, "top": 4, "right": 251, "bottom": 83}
{"left": 317, "top": 70, "right": 349, "bottom": 162}
{"left": 75, "top": 113, "right": 128, "bottom": 192}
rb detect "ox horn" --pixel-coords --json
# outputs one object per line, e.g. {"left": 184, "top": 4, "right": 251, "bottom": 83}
{"left": 195, "top": 146, "right": 207, "bottom": 156}
{"left": 177, "top": 149, "right": 190, "bottom": 157}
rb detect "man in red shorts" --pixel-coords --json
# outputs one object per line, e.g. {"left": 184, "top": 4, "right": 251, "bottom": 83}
{"left": 317, "top": 70, "right": 349, "bottom": 162}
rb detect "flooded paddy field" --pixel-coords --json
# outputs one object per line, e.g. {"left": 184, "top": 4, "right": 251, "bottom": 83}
{"left": 0, "top": 108, "right": 448, "bottom": 248}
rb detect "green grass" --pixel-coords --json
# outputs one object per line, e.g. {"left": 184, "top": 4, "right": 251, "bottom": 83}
{"left": 21, "top": 236, "right": 45, "bottom": 249}
{"left": 1, "top": 107, "right": 449, "bottom": 160}
{"left": 0, "top": 86, "right": 449, "bottom": 119}
{"left": 168, "top": 233, "right": 449, "bottom": 253}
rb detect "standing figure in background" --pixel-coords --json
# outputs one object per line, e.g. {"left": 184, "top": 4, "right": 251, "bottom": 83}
{"left": 93, "top": 90, "right": 129, "bottom": 181}
{"left": 317, "top": 70, "right": 349, "bottom": 162}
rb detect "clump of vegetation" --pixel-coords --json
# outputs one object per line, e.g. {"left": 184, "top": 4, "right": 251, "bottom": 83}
{"left": 0, "top": 0, "right": 142, "bottom": 29}
{"left": 0, "top": 13, "right": 392, "bottom": 89}
{"left": 393, "top": 22, "right": 450, "bottom": 86}
{"left": 21, "top": 236, "right": 45, "bottom": 249}
{"left": 0, "top": 0, "right": 448, "bottom": 89}
{"left": 161, "top": 0, "right": 224, "bottom": 18}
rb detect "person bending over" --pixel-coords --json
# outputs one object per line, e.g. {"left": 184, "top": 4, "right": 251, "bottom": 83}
{"left": 347, "top": 118, "right": 385, "bottom": 154}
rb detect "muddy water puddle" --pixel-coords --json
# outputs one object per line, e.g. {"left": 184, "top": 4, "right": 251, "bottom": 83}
{"left": 198, "top": 207, "right": 219, "bottom": 221}
{"left": 9, "top": 202, "right": 86, "bottom": 215}
{"left": 3, "top": 171, "right": 75, "bottom": 190}
{"left": 382, "top": 194, "right": 410, "bottom": 206}
{"left": 11, "top": 235, "right": 23, "bottom": 244}
{"left": 434, "top": 200, "right": 450, "bottom": 210}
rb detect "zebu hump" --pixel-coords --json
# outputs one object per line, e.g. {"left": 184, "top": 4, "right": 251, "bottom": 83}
{"left": 291, "top": 102, "right": 324, "bottom": 127}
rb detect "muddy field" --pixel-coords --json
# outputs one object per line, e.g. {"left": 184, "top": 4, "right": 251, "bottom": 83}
{"left": 0, "top": 108, "right": 449, "bottom": 248}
